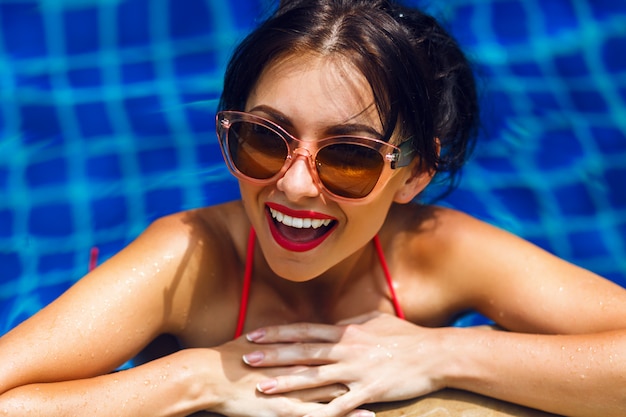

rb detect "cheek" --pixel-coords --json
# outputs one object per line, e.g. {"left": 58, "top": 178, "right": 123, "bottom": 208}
{"left": 343, "top": 199, "right": 393, "bottom": 241}
{"left": 238, "top": 182, "right": 266, "bottom": 224}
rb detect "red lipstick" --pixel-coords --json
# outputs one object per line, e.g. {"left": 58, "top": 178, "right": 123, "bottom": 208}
{"left": 265, "top": 203, "right": 337, "bottom": 252}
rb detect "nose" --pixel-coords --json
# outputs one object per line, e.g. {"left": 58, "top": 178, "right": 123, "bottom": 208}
{"left": 275, "top": 150, "right": 320, "bottom": 202}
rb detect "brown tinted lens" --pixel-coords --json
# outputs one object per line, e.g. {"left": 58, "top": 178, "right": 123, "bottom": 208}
{"left": 316, "top": 143, "right": 384, "bottom": 199}
{"left": 228, "top": 121, "right": 288, "bottom": 180}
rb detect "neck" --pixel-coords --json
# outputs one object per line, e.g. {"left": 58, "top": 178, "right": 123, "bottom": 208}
{"left": 255, "top": 238, "right": 379, "bottom": 318}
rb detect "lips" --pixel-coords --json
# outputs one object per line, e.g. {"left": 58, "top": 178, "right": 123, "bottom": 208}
{"left": 266, "top": 202, "right": 337, "bottom": 252}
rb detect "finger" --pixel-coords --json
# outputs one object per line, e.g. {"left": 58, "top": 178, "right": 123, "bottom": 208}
{"left": 256, "top": 364, "right": 344, "bottom": 394}
{"left": 280, "top": 383, "right": 349, "bottom": 403}
{"left": 302, "top": 390, "right": 371, "bottom": 417}
{"left": 246, "top": 322, "right": 344, "bottom": 344}
{"left": 243, "top": 342, "right": 339, "bottom": 367}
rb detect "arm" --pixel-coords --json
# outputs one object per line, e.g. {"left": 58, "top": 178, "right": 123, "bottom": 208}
{"left": 241, "top": 314, "right": 626, "bottom": 417}
{"left": 439, "top": 212, "right": 626, "bottom": 415}
{"left": 240, "top": 209, "right": 626, "bottom": 417}
{"left": 446, "top": 326, "right": 626, "bottom": 417}
{"left": 0, "top": 215, "right": 212, "bottom": 416}
{"left": 0, "top": 211, "right": 349, "bottom": 417}
{"left": 0, "top": 350, "right": 218, "bottom": 417}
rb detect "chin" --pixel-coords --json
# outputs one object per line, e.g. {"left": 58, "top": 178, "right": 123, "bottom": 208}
{"left": 266, "top": 257, "right": 327, "bottom": 282}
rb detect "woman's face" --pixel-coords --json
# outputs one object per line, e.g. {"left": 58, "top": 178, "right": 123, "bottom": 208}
{"left": 240, "top": 53, "right": 422, "bottom": 281}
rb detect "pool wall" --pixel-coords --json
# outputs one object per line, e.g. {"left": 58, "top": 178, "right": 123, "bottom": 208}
{"left": 1, "top": 0, "right": 625, "bottom": 334}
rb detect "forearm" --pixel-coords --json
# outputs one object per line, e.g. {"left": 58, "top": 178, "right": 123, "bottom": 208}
{"left": 0, "top": 349, "right": 217, "bottom": 417}
{"left": 444, "top": 327, "right": 626, "bottom": 417}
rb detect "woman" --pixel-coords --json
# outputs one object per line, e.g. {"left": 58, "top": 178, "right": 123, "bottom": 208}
{"left": 1, "top": 1, "right": 625, "bottom": 416}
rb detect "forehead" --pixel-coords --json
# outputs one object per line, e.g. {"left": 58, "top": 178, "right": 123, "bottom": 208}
{"left": 245, "top": 53, "right": 381, "bottom": 130}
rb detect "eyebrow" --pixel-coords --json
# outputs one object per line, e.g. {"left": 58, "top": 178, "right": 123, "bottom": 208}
{"left": 247, "top": 104, "right": 384, "bottom": 139}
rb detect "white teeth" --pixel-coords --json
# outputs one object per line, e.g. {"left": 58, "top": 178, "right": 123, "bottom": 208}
{"left": 269, "top": 207, "right": 332, "bottom": 229}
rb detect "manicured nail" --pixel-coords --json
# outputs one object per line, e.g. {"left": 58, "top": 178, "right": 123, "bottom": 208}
{"left": 246, "top": 328, "right": 266, "bottom": 342}
{"left": 256, "top": 378, "right": 277, "bottom": 393}
{"left": 352, "top": 411, "right": 376, "bottom": 417}
{"left": 242, "top": 351, "right": 264, "bottom": 365}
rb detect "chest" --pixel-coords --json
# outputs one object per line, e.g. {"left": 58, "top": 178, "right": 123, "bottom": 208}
{"left": 178, "top": 267, "right": 453, "bottom": 348}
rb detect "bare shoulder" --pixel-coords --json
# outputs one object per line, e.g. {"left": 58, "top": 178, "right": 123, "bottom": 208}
{"left": 385, "top": 203, "right": 542, "bottom": 264}
{"left": 382, "top": 203, "right": 492, "bottom": 260}
{"left": 381, "top": 204, "right": 498, "bottom": 321}
{"left": 0, "top": 201, "right": 250, "bottom": 391}
{"left": 144, "top": 200, "right": 250, "bottom": 267}
{"left": 385, "top": 203, "right": 626, "bottom": 333}
{"left": 141, "top": 200, "right": 251, "bottom": 320}
{"left": 148, "top": 201, "right": 252, "bottom": 344}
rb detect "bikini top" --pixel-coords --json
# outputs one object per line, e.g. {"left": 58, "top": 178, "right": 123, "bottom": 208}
{"left": 234, "top": 228, "right": 405, "bottom": 338}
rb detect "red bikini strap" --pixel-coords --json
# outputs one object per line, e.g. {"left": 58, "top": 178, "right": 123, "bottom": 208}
{"left": 374, "top": 234, "right": 406, "bottom": 319}
{"left": 234, "top": 228, "right": 256, "bottom": 339}
{"left": 234, "top": 230, "right": 405, "bottom": 338}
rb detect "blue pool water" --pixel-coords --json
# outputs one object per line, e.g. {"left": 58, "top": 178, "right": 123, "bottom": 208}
{"left": 1, "top": 0, "right": 625, "bottom": 335}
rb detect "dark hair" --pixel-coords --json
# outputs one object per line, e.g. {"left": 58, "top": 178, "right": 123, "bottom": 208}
{"left": 218, "top": 0, "right": 479, "bottom": 198}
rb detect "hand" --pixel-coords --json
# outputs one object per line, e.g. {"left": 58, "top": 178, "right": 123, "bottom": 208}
{"left": 206, "top": 335, "right": 372, "bottom": 417}
{"left": 242, "top": 312, "right": 450, "bottom": 417}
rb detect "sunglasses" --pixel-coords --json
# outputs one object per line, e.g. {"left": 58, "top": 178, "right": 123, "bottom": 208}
{"left": 215, "top": 111, "right": 415, "bottom": 201}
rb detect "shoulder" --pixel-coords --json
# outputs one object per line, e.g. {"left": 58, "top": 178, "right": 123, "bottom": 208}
{"left": 374, "top": 205, "right": 488, "bottom": 323}
{"left": 383, "top": 203, "right": 492, "bottom": 255}
{"left": 381, "top": 204, "right": 532, "bottom": 313}
{"left": 385, "top": 202, "right": 552, "bottom": 282}
{"left": 139, "top": 200, "right": 252, "bottom": 287}
{"left": 111, "top": 201, "right": 251, "bottom": 329}
{"left": 385, "top": 202, "right": 527, "bottom": 251}
{"left": 142, "top": 200, "right": 249, "bottom": 254}
{"left": 384, "top": 204, "right": 626, "bottom": 333}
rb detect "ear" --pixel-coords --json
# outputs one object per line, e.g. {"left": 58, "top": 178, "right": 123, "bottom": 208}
{"left": 392, "top": 163, "right": 435, "bottom": 204}
{"left": 393, "top": 138, "right": 440, "bottom": 204}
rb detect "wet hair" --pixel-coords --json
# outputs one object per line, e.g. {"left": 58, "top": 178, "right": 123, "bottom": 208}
{"left": 218, "top": 0, "right": 479, "bottom": 198}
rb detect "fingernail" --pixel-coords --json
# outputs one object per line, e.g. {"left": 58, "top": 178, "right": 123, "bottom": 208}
{"left": 246, "top": 328, "right": 265, "bottom": 342}
{"left": 353, "top": 411, "right": 376, "bottom": 417}
{"left": 256, "top": 378, "right": 277, "bottom": 393}
{"left": 242, "top": 351, "right": 264, "bottom": 365}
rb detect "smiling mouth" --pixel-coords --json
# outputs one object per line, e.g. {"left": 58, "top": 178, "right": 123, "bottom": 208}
{"left": 266, "top": 204, "right": 337, "bottom": 252}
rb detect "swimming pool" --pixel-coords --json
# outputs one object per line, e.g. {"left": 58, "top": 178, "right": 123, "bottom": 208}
{"left": 1, "top": 0, "right": 625, "bottom": 335}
